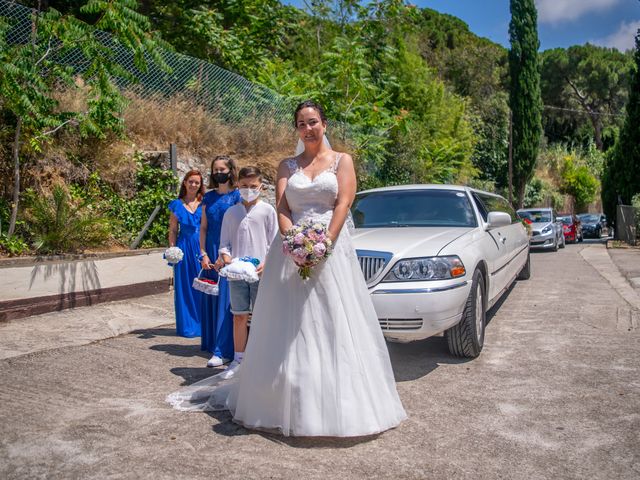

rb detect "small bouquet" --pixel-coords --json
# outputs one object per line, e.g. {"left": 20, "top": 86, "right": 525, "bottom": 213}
{"left": 164, "top": 246, "right": 184, "bottom": 266}
{"left": 219, "top": 256, "right": 260, "bottom": 283}
{"left": 282, "top": 221, "right": 333, "bottom": 280}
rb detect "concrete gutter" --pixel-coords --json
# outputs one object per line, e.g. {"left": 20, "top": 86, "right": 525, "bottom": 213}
{"left": 580, "top": 243, "right": 640, "bottom": 311}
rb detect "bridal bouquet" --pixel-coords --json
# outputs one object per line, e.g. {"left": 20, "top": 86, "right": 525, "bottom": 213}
{"left": 282, "top": 221, "right": 333, "bottom": 280}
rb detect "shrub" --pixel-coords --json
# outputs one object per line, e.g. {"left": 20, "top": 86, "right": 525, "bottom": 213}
{"left": 633, "top": 194, "right": 640, "bottom": 241}
{"left": 0, "top": 234, "right": 30, "bottom": 256}
{"left": 24, "top": 185, "right": 111, "bottom": 254}
{"left": 560, "top": 157, "right": 598, "bottom": 211}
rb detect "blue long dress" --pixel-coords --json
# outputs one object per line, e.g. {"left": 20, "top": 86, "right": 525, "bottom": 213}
{"left": 200, "top": 189, "right": 241, "bottom": 358}
{"left": 168, "top": 199, "right": 203, "bottom": 338}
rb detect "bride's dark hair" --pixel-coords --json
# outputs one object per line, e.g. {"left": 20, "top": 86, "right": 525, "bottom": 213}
{"left": 293, "top": 100, "right": 327, "bottom": 126}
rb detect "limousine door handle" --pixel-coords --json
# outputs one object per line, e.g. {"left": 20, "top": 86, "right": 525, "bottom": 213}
{"left": 501, "top": 236, "right": 507, "bottom": 244}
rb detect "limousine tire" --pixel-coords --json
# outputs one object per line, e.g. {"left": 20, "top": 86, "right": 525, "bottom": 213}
{"left": 446, "top": 269, "right": 485, "bottom": 358}
{"left": 517, "top": 252, "right": 531, "bottom": 280}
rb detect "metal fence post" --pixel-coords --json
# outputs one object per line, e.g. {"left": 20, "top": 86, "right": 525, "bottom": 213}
{"left": 170, "top": 143, "right": 177, "bottom": 176}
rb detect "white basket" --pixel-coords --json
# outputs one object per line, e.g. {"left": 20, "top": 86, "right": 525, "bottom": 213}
{"left": 192, "top": 269, "right": 219, "bottom": 295}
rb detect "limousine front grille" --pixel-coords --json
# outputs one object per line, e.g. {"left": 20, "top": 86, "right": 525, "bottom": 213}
{"left": 379, "top": 318, "right": 423, "bottom": 331}
{"left": 356, "top": 250, "right": 393, "bottom": 283}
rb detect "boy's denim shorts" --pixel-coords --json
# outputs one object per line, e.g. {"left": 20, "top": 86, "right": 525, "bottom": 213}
{"left": 228, "top": 279, "right": 260, "bottom": 314}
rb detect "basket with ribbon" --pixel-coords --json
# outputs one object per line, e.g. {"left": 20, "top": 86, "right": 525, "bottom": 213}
{"left": 192, "top": 269, "right": 219, "bottom": 295}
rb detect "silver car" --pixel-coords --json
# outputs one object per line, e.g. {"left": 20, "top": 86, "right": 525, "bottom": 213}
{"left": 351, "top": 185, "right": 530, "bottom": 358}
{"left": 517, "top": 208, "right": 565, "bottom": 251}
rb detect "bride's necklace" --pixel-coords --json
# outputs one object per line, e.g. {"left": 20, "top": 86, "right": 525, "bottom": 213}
{"left": 298, "top": 153, "right": 331, "bottom": 173}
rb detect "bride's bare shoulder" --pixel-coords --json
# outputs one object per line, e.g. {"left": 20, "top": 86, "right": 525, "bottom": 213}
{"left": 277, "top": 157, "right": 297, "bottom": 178}
{"left": 333, "top": 151, "right": 354, "bottom": 168}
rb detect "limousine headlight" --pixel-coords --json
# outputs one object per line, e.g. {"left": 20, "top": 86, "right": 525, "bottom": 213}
{"left": 383, "top": 256, "right": 466, "bottom": 282}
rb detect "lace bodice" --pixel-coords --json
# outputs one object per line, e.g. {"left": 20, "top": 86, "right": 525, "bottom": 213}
{"left": 284, "top": 155, "right": 341, "bottom": 223}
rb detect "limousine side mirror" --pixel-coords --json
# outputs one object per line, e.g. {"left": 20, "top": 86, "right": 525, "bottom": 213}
{"left": 486, "top": 211, "right": 512, "bottom": 229}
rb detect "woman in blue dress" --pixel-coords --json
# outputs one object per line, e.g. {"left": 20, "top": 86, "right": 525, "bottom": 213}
{"left": 168, "top": 170, "right": 205, "bottom": 338}
{"left": 198, "top": 155, "right": 241, "bottom": 367}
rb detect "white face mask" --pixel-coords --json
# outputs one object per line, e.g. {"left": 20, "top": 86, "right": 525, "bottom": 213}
{"left": 239, "top": 187, "right": 260, "bottom": 202}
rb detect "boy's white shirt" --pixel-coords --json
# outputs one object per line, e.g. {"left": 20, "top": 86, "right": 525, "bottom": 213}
{"left": 219, "top": 200, "right": 278, "bottom": 263}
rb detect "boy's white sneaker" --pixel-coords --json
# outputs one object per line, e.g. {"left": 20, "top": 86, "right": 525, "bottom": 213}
{"left": 219, "top": 360, "right": 241, "bottom": 379}
{"left": 206, "top": 355, "right": 230, "bottom": 368}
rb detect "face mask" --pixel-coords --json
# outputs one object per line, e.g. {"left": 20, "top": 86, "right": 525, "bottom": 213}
{"left": 240, "top": 187, "right": 260, "bottom": 202}
{"left": 212, "top": 172, "right": 230, "bottom": 184}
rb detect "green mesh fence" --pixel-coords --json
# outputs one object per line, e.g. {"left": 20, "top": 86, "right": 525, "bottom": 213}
{"left": 0, "top": 0, "right": 298, "bottom": 129}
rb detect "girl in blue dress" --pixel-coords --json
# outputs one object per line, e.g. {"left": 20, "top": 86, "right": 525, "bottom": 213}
{"left": 198, "top": 156, "right": 241, "bottom": 367}
{"left": 168, "top": 170, "right": 205, "bottom": 338}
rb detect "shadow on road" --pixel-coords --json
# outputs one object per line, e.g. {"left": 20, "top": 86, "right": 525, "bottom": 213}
{"left": 387, "top": 336, "right": 470, "bottom": 382}
{"left": 131, "top": 327, "right": 177, "bottom": 338}
{"left": 150, "top": 343, "right": 210, "bottom": 360}
{"left": 207, "top": 410, "right": 385, "bottom": 448}
{"left": 388, "top": 283, "right": 517, "bottom": 383}
{"left": 170, "top": 366, "right": 224, "bottom": 385}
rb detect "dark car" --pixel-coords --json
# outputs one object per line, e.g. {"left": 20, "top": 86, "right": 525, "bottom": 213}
{"left": 578, "top": 213, "right": 608, "bottom": 238}
{"left": 557, "top": 214, "right": 583, "bottom": 243}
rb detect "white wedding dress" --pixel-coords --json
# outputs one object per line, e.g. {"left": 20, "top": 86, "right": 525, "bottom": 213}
{"left": 167, "top": 155, "right": 407, "bottom": 437}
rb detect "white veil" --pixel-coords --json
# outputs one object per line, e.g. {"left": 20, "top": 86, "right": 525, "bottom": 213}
{"left": 295, "top": 134, "right": 332, "bottom": 155}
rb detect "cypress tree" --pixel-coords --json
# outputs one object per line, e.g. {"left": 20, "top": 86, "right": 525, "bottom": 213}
{"left": 602, "top": 30, "right": 640, "bottom": 231}
{"left": 508, "top": 0, "right": 542, "bottom": 209}
{"left": 614, "top": 32, "right": 640, "bottom": 203}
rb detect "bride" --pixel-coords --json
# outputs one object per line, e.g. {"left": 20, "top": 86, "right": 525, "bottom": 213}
{"left": 167, "top": 100, "right": 406, "bottom": 437}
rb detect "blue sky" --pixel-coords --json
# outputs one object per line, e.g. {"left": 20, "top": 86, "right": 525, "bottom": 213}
{"left": 286, "top": 1, "right": 640, "bottom": 51}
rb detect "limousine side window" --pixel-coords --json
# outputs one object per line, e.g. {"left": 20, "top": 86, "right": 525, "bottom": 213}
{"left": 475, "top": 193, "right": 518, "bottom": 223}
{"left": 472, "top": 193, "right": 489, "bottom": 222}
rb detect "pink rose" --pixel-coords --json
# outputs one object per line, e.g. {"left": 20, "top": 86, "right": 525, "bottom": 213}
{"left": 292, "top": 248, "right": 306, "bottom": 260}
{"left": 312, "top": 243, "right": 326, "bottom": 257}
{"left": 293, "top": 233, "right": 305, "bottom": 245}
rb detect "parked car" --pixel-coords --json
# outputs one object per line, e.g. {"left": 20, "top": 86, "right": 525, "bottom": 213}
{"left": 516, "top": 208, "right": 565, "bottom": 251}
{"left": 578, "top": 213, "right": 608, "bottom": 238}
{"left": 557, "top": 213, "right": 583, "bottom": 243}
{"left": 350, "top": 185, "right": 530, "bottom": 358}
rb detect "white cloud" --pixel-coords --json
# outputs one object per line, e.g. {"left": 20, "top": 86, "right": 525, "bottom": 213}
{"left": 536, "top": 0, "right": 621, "bottom": 24}
{"left": 593, "top": 20, "right": 640, "bottom": 51}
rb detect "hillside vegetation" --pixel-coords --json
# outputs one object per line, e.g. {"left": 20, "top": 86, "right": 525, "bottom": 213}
{"left": 0, "top": 0, "right": 633, "bottom": 255}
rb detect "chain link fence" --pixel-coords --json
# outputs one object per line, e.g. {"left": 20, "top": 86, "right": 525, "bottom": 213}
{"left": 0, "top": 0, "right": 298, "bottom": 132}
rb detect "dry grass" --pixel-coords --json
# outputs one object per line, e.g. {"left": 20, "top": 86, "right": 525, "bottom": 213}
{"left": 123, "top": 92, "right": 298, "bottom": 180}
{"left": 11, "top": 88, "right": 356, "bottom": 200}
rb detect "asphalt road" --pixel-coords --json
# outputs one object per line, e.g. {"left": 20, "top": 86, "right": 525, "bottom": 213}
{"left": 1, "top": 241, "right": 639, "bottom": 479}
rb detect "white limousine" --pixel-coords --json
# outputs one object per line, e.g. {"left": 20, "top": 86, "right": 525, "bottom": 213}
{"left": 351, "top": 184, "right": 530, "bottom": 358}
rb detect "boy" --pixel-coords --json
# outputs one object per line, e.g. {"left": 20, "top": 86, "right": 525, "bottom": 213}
{"left": 218, "top": 166, "right": 277, "bottom": 379}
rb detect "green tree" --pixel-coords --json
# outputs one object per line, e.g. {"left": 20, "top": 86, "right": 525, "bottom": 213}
{"left": 137, "top": 0, "right": 300, "bottom": 80}
{"left": 509, "top": 0, "right": 542, "bottom": 208}
{"left": 602, "top": 29, "right": 640, "bottom": 227}
{"left": 559, "top": 157, "right": 598, "bottom": 212}
{"left": 540, "top": 45, "right": 632, "bottom": 150}
{"left": 0, "top": 0, "right": 165, "bottom": 236}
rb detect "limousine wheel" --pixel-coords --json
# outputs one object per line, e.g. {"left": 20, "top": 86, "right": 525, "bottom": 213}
{"left": 445, "top": 269, "right": 485, "bottom": 358}
{"left": 517, "top": 252, "right": 531, "bottom": 280}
